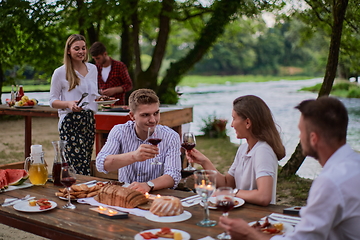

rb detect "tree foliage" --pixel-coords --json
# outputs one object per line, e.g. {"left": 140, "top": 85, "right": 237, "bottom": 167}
{"left": 280, "top": 0, "right": 350, "bottom": 178}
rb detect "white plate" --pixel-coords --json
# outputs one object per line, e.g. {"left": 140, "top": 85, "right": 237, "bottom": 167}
{"left": 13, "top": 200, "right": 57, "bottom": 212}
{"left": 200, "top": 197, "right": 245, "bottom": 210}
{"left": 134, "top": 229, "right": 190, "bottom": 240}
{"left": 95, "top": 99, "right": 119, "bottom": 105}
{"left": 248, "top": 220, "right": 294, "bottom": 235}
{"left": 2, "top": 182, "right": 33, "bottom": 192}
{"left": 144, "top": 210, "right": 192, "bottom": 223}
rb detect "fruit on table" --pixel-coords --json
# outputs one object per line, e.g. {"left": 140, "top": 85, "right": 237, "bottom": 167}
{"left": 14, "top": 95, "right": 38, "bottom": 107}
{"left": 7, "top": 169, "right": 29, "bottom": 186}
{"left": 0, "top": 169, "right": 29, "bottom": 190}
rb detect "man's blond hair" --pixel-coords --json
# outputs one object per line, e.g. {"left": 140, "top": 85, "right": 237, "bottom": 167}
{"left": 128, "top": 89, "right": 159, "bottom": 112}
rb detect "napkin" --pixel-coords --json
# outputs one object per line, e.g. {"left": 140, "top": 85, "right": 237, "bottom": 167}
{"left": 262, "top": 213, "right": 301, "bottom": 226}
{"left": 77, "top": 197, "right": 148, "bottom": 217}
{"left": 181, "top": 198, "right": 202, "bottom": 207}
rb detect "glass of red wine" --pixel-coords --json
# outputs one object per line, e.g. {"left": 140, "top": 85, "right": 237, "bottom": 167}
{"left": 148, "top": 126, "right": 162, "bottom": 165}
{"left": 182, "top": 132, "right": 196, "bottom": 172}
{"left": 60, "top": 165, "right": 77, "bottom": 209}
{"left": 215, "top": 187, "right": 235, "bottom": 239}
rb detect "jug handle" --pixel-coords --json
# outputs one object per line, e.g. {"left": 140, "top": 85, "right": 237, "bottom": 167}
{"left": 24, "top": 157, "right": 32, "bottom": 172}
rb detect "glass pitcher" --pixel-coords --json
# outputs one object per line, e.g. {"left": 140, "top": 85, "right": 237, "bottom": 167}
{"left": 24, "top": 145, "right": 48, "bottom": 185}
{"left": 52, "top": 140, "right": 69, "bottom": 186}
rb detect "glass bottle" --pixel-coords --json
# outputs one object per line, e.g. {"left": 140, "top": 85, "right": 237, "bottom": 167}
{"left": 24, "top": 145, "right": 48, "bottom": 185}
{"left": 52, "top": 140, "right": 69, "bottom": 186}
{"left": 16, "top": 85, "right": 24, "bottom": 101}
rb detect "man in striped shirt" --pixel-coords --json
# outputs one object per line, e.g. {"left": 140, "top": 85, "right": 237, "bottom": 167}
{"left": 96, "top": 89, "right": 182, "bottom": 193}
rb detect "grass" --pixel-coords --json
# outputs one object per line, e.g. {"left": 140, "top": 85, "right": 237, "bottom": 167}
{"left": 179, "top": 75, "right": 317, "bottom": 88}
{"left": 2, "top": 75, "right": 318, "bottom": 92}
{"left": 196, "top": 135, "right": 311, "bottom": 206}
{"left": 300, "top": 79, "right": 360, "bottom": 98}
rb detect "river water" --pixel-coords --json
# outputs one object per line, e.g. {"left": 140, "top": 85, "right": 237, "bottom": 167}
{"left": 2, "top": 78, "right": 360, "bottom": 179}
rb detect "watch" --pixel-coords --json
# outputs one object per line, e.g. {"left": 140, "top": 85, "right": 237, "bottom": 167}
{"left": 146, "top": 181, "right": 155, "bottom": 192}
{"left": 233, "top": 188, "right": 239, "bottom": 195}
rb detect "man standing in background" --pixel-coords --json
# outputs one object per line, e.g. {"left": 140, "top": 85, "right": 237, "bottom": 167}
{"left": 90, "top": 42, "right": 133, "bottom": 105}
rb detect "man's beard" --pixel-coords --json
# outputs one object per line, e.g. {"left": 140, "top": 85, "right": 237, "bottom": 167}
{"left": 302, "top": 135, "right": 319, "bottom": 160}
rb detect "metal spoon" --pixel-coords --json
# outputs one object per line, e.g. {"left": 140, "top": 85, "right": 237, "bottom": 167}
{"left": 79, "top": 102, "right": 89, "bottom": 108}
{"left": 77, "top": 93, "right": 88, "bottom": 106}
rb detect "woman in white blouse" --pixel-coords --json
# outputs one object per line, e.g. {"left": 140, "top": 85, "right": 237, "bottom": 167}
{"left": 49, "top": 34, "right": 99, "bottom": 175}
{"left": 186, "top": 95, "right": 285, "bottom": 206}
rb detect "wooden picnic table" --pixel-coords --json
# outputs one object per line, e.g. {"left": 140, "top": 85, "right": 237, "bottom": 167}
{"left": 0, "top": 105, "right": 193, "bottom": 160}
{"left": 0, "top": 174, "right": 289, "bottom": 240}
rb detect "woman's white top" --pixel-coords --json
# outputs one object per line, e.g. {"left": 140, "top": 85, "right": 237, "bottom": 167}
{"left": 228, "top": 141, "right": 278, "bottom": 204}
{"left": 49, "top": 62, "right": 99, "bottom": 129}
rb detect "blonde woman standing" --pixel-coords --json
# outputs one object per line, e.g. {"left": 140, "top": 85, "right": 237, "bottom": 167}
{"left": 49, "top": 34, "right": 99, "bottom": 175}
{"left": 186, "top": 95, "right": 285, "bottom": 206}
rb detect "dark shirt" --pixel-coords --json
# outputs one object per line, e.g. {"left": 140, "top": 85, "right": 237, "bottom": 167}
{"left": 97, "top": 58, "right": 133, "bottom": 105}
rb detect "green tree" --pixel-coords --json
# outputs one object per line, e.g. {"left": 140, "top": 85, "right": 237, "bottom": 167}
{"left": 280, "top": 0, "right": 350, "bottom": 178}
{"left": 0, "top": 0, "right": 64, "bottom": 104}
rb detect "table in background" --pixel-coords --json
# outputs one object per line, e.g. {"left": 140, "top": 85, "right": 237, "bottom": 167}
{"left": 0, "top": 105, "right": 193, "bottom": 161}
{"left": 0, "top": 175, "right": 288, "bottom": 240}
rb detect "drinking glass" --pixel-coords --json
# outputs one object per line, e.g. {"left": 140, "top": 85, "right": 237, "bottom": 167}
{"left": 215, "top": 187, "right": 235, "bottom": 239}
{"left": 182, "top": 132, "right": 196, "bottom": 171}
{"left": 60, "top": 165, "right": 77, "bottom": 209}
{"left": 194, "top": 170, "right": 217, "bottom": 227}
{"left": 148, "top": 126, "right": 162, "bottom": 165}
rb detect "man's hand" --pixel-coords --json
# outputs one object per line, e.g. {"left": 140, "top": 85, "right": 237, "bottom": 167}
{"left": 128, "top": 182, "right": 150, "bottom": 194}
{"left": 101, "top": 87, "right": 123, "bottom": 96}
{"left": 219, "top": 216, "right": 271, "bottom": 240}
{"left": 132, "top": 144, "right": 159, "bottom": 162}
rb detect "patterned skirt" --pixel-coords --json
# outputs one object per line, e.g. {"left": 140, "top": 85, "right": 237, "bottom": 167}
{"left": 59, "top": 110, "right": 95, "bottom": 175}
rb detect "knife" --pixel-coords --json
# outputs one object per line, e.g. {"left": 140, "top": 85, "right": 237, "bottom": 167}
{"left": 2, "top": 196, "right": 35, "bottom": 207}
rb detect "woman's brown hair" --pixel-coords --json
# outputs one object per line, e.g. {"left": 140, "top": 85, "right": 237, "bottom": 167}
{"left": 63, "top": 34, "right": 88, "bottom": 91}
{"left": 233, "top": 95, "right": 285, "bottom": 160}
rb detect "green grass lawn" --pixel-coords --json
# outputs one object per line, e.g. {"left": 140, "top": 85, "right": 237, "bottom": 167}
{"left": 2, "top": 75, "right": 317, "bottom": 92}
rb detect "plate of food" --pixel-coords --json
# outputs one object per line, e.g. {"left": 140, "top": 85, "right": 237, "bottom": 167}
{"left": 248, "top": 218, "right": 294, "bottom": 235}
{"left": 135, "top": 227, "right": 190, "bottom": 240}
{"left": 95, "top": 96, "right": 118, "bottom": 105}
{"left": 200, "top": 197, "right": 245, "bottom": 210}
{"left": 55, "top": 182, "right": 106, "bottom": 200}
{"left": 144, "top": 211, "right": 192, "bottom": 223}
{"left": 13, "top": 199, "right": 57, "bottom": 212}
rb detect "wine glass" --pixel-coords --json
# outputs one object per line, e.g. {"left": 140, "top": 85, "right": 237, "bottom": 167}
{"left": 194, "top": 170, "right": 217, "bottom": 227}
{"left": 182, "top": 132, "right": 196, "bottom": 171}
{"left": 215, "top": 187, "right": 235, "bottom": 239}
{"left": 60, "top": 165, "right": 77, "bottom": 209}
{"left": 148, "top": 126, "right": 162, "bottom": 165}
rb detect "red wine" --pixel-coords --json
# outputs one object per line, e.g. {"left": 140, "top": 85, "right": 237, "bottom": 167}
{"left": 60, "top": 177, "right": 76, "bottom": 187}
{"left": 52, "top": 162, "right": 68, "bottom": 186}
{"left": 216, "top": 200, "right": 234, "bottom": 213}
{"left": 148, "top": 138, "right": 162, "bottom": 145}
{"left": 181, "top": 142, "right": 196, "bottom": 151}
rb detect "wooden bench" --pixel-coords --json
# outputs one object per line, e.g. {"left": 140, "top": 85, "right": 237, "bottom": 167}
{"left": 0, "top": 161, "right": 24, "bottom": 170}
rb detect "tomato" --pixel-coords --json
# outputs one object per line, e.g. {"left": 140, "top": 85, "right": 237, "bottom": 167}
{"left": 159, "top": 227, "right": 171, "bottom": 234}
{"left": 140, "top": 232, "right": 158, "bottom": 239}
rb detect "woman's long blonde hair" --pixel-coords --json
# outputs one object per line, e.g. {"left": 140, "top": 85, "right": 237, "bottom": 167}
{"left": 233, "top": 95, "right": 285, "bottom": 160}
{"left": 63, "top": 34, "right": 88, "bottom": 91}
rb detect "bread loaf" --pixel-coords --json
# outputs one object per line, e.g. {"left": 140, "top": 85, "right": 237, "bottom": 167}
{"left": 94, "top": 184, "right": 148, "bottom": 208}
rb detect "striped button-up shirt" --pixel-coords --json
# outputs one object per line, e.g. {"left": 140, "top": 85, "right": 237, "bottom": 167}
{"left": 96, "top": 121, "right": 182, "bottom": 188}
